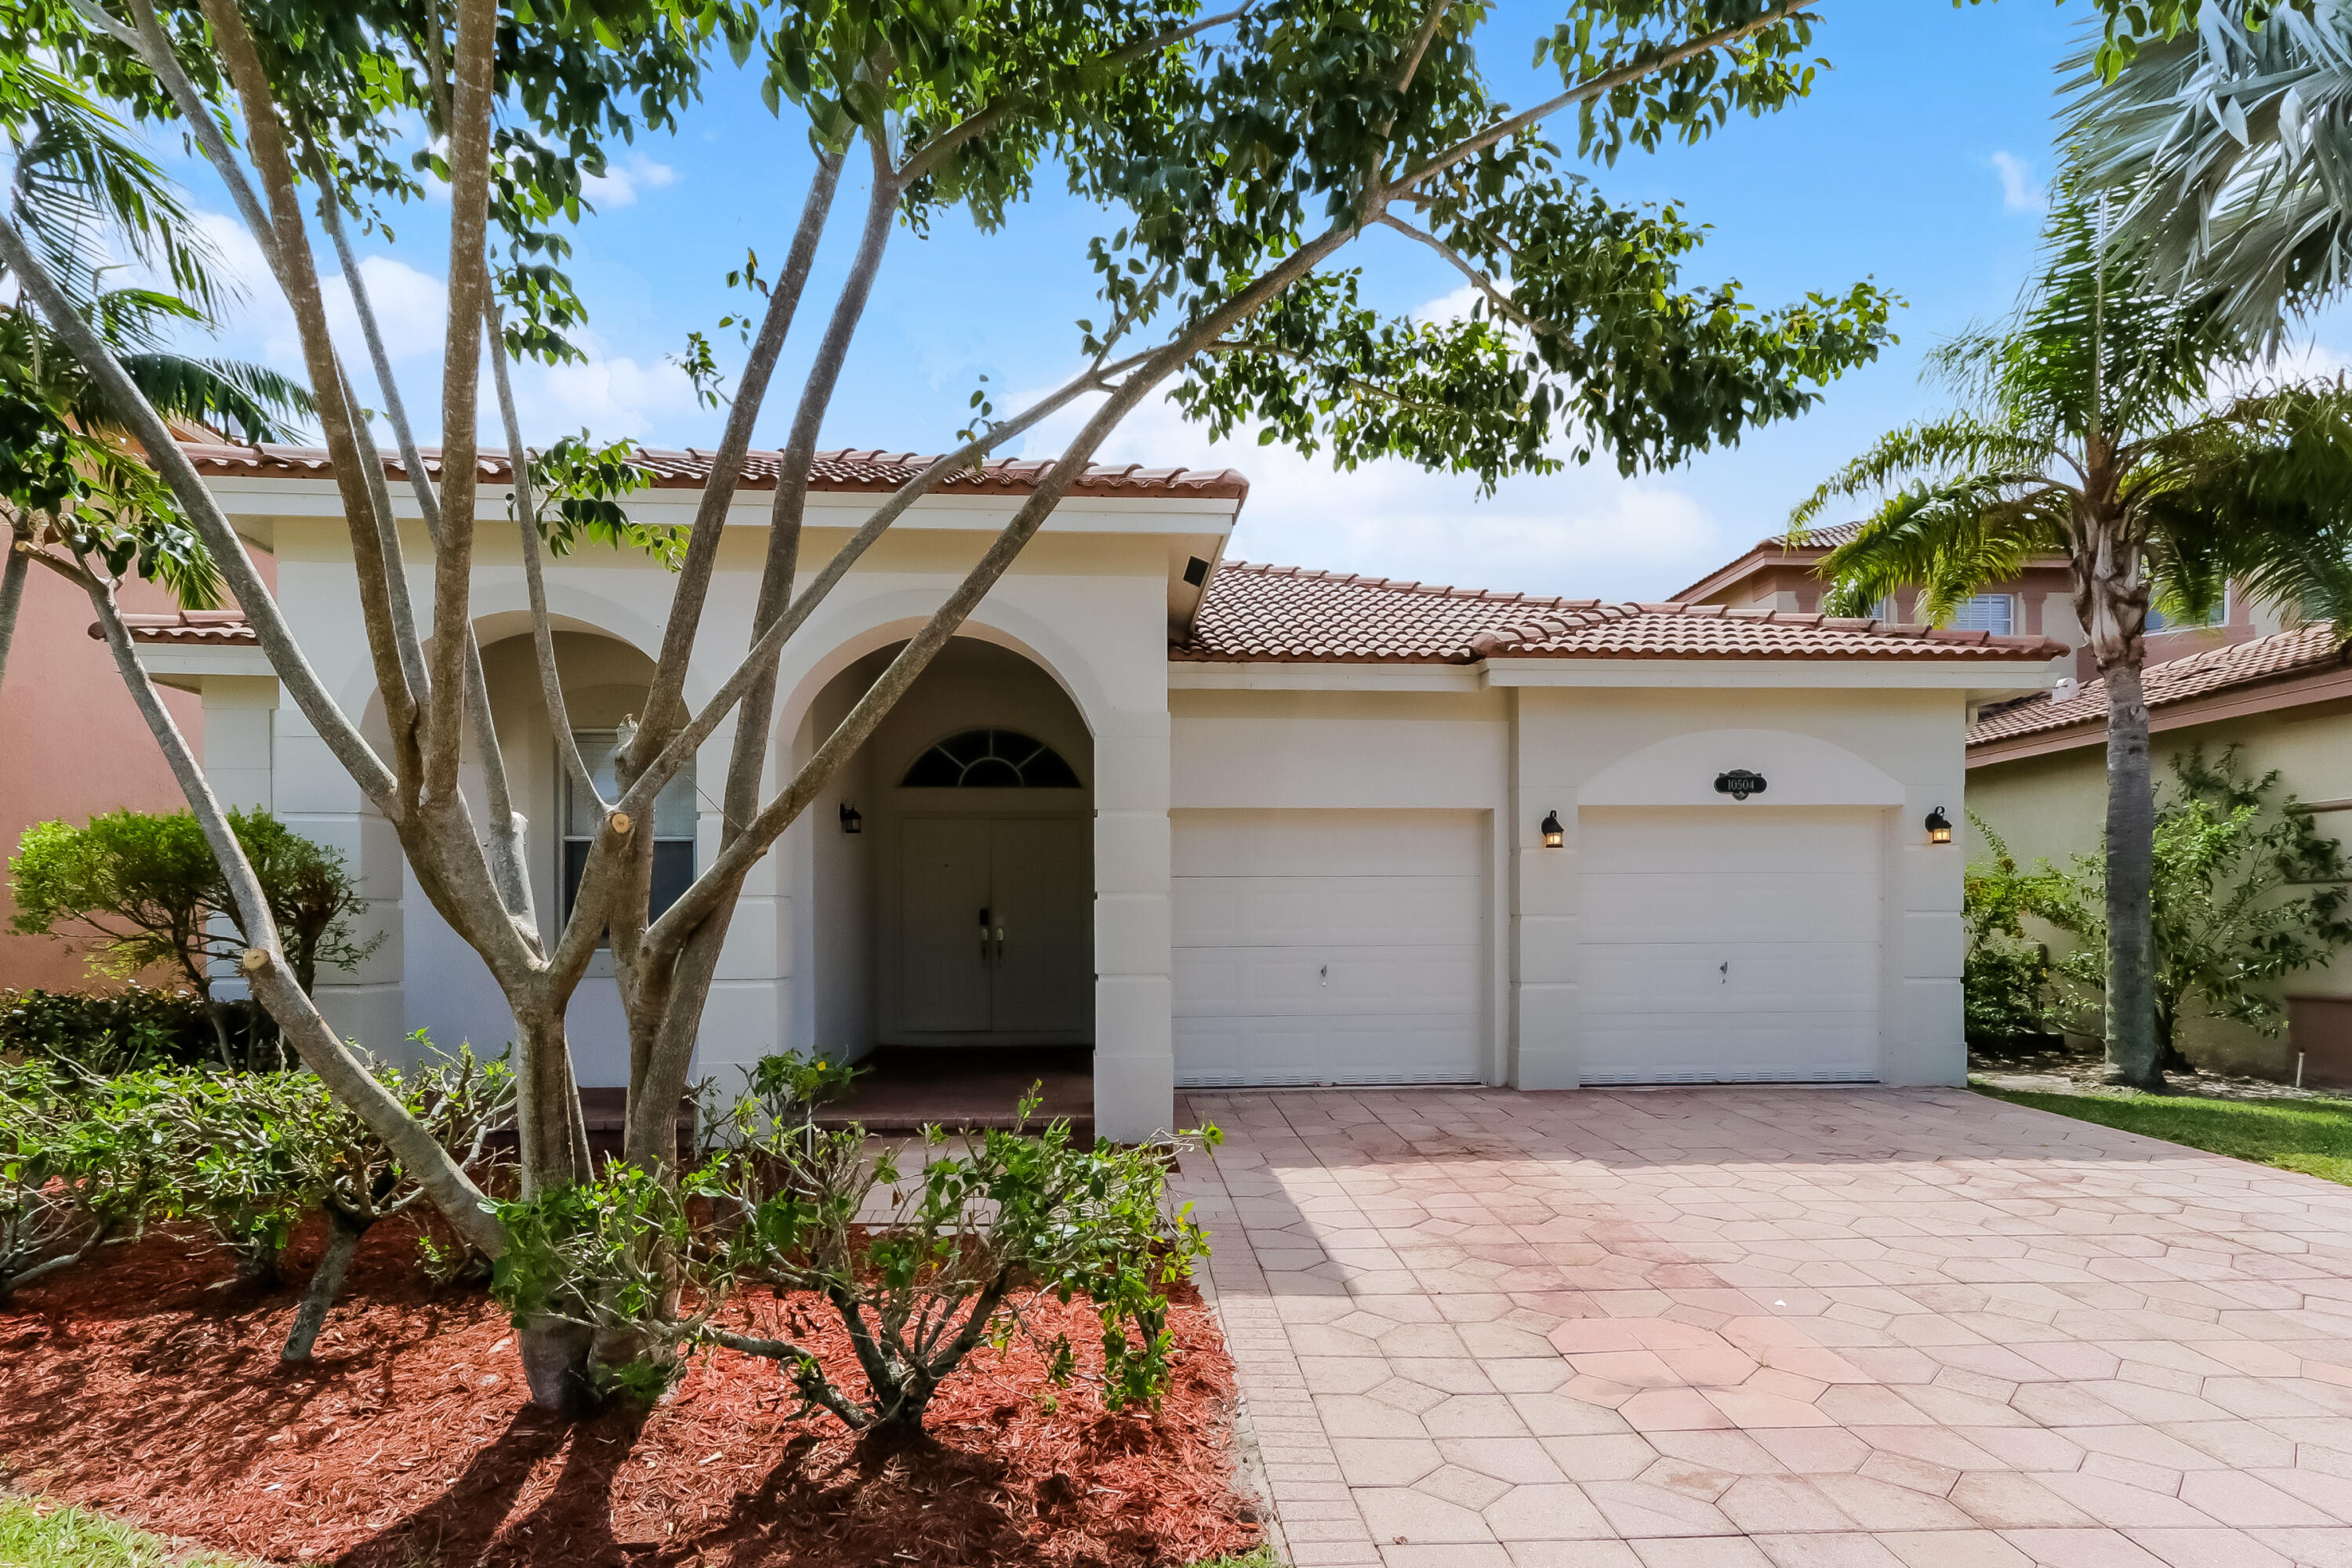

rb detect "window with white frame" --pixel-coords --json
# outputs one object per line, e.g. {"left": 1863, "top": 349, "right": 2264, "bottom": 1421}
{"left": 1948, "top": 593, "right": 2016, "bottom": 635}
{"left": 561, "top": 730, "right": 697, "bottom": 931}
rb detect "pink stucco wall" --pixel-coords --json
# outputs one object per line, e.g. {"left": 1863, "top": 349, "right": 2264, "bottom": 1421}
{"left": 0, "top": 554, "right": 274, "bottom": 991}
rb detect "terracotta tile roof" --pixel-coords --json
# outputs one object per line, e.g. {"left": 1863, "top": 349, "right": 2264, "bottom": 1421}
{"left": 102, "top": 611, "right": 260, "bottom": 646}
{"left": 173, "top": 441, "right": 1250, "bottom": 501}
{"left": 1177, "top": 561, "right": 2070, "bottom": 663}
{"left": 1968, "top": 622, "right": 2352, "bottom": 747}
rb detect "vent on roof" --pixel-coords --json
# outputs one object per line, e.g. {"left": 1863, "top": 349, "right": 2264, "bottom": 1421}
{"left": 1183, "top": 556, "right": 1210, "bottom": 587}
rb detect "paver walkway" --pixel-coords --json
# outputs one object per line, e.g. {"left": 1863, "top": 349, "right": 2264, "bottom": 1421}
{"left": 1173, "top": 1085, "right": 2352, "bottom": 1568}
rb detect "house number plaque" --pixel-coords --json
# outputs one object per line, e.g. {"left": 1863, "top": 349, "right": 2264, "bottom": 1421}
{"left": 1714, "top": 769, "right": 1767, "bottom": 801}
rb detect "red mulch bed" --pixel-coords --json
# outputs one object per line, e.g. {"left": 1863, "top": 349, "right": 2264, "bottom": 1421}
{"left": 0, "top": 1214, "right": 1261, "bottom": 1567}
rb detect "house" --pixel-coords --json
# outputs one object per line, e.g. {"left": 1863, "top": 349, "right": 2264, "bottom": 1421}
{"left": 2, "top": 556, "right": 269, "bottom": 990}
{"left": 1672, "top": 521, "right": 2277, "bottom": 682}
{"left": 130, "top": 443, "right": 2063, "bottom": 1138}
{"left": 1966, "top": 622, "right": 2352, "bottom": 1076}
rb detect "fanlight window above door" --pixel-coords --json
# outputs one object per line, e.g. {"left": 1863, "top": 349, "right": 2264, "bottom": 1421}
{"left": 900, "top": 729, "right": 1080, "bottom": 789}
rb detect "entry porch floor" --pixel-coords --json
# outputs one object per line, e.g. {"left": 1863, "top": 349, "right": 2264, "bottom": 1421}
{"left": 1175, "top": 1083, "right": 2352, "bottom": 1568}
{"left": 818, "top": 1045, "right": 1093, "bottom": 1138}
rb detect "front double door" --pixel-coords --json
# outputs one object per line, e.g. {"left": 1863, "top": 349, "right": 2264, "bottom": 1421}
{"left": 899, "top": 817, "right": 1092, "bottom": 1038}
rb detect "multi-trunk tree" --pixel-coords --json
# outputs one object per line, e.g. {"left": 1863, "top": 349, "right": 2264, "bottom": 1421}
{"left": 6, "top": 0, "right": 1955, "bottom": 1406}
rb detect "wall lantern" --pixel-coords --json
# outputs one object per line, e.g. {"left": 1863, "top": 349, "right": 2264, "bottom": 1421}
{"left": 839, "top": 802, "right": 863, "bottom": 835}
{"left": 1925, "top": 806, "right": 1953, "bottom": 845}
{"left": 1540, "top": 810, "right": 1564, "bottom": 848}
{"left": 1714, "top": 769, "right": 1768, "bottom": 802}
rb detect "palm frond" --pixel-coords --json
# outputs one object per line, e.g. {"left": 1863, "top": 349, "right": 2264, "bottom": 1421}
{"left": 1, "top": 60, "right": 230, "bottom": 318}
{"left": 1787, "top": 416, "right": 2060, "bottom": 532}
{"left": 2140, "top": 378, "right": 2352, "bottom": 638}
{"left": 111, "top": 354, "right": 317, "bottom": 443}
{"left": 1817, "top": 481, "right": 2067, "bottom": 622}
{"left": 2070, "top": 1, "right": 2352, "bottom": 347}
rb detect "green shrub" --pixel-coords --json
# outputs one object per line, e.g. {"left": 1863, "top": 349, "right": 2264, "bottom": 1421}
{"left": 0, "top": 985, "right": 260, "bottom": 1074}
{"left": 492, "top": 1082, "right": 1217, "bottom": 1436}
{"left": 0, "top": 1037, "right": 513, "bottom": 1346}
{"left": 7, "top": 808, "right": 379, "bottom": 1069}
{"left": 1971, "top": 750, "right": 2352, "bottom": 1070}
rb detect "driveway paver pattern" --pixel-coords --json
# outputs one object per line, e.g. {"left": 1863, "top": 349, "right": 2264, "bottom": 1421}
{"left": 1174, "top": 1085, "right": 2352, "bottom": 1568}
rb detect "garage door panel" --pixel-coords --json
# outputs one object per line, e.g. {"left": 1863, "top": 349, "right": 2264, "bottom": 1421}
{"left": 1579, "top": 807, "right": 1882, "bottom": 1085}
{"left": 1174, "top": 813, "right": 1482, "bottom": 878}
{"left": 1581, "top": 813, "right": 1879, "bottom": 873}
{"left": 1174, "top": 1015, "right": 1485, "bottom": 1087}
{"left": 1173, "top": 810, "right": 1486, "bottom": 1087}
{"left": 1583, "top": 943, "right": 1881, "bottom": 1014}
{"left": 1174, "top": 876, "right": 1482, "bottom": 947}
{"left": 1582, "top": 872, "right": 1879, "bottom": 945}
{"left": 1175, "top": 945, "right": 1481, "bottom": 1017}
{"left": 1581, "top": 1016, "right": 1878, "bottom": 1083}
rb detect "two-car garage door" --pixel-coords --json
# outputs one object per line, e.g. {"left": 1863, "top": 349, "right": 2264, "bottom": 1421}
{"left": 1173, "top": 811, "right": 1486, "bottom": 1087}
{"left": 1170, "top": 806, "right": 1884, "bottom": 1088}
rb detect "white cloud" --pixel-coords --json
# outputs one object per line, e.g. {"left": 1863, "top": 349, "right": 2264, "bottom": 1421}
{"left": 1987, "top": 151, "right": 2045, "bottom": 216}
{"left": 1017, "top": 372, "right": 1737, "bottom": 604}
{"left": 582, "top": 154, "right": 679, "bottom": 209}
{"left": 327, "top": 255, "right": 448, "bottom": 364}
{"left": 520, "top": 343, "right": 703, "bottom": 440}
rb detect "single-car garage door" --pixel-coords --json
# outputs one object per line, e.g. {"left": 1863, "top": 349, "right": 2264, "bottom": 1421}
{"left": 1580, "top": 807, "right": 1882, "bottom": 1084}
{"left": 1173, "top": 810, "right": 1486, "bottom": 1086}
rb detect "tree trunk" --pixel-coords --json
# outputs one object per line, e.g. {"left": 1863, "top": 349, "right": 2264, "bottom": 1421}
{"left": 0, "top": 517, "right": 29, "bottom": 697}
{"left": 281, "top": 1207, "right": 366, "bottom": 1361}
{"left": 519, "top": 1316, "right": 601, "bottom": 1417}
{"left": 2102, "top": 659, "right": 2162, "bottom": 1089}
{"left": 511, "top": 1005, "right": 591, "bottom": 1196}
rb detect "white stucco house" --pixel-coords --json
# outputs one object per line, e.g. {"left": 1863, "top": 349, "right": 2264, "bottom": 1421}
{"left": 124, "top": 443, "right": 2063, "bottom": 1140}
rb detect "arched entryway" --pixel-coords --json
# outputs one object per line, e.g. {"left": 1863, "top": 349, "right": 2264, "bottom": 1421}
{"left": 793, "top": 637, "right": 1095, "bottom": 1126}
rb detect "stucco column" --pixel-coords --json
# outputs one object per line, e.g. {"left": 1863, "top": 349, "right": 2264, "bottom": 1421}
{"left": 702, "top": 713, "right": 788, "bottom": 1083}
{"left": 1093, "top": 713, "right": 1174, "bottom": 1141}
{"left": 272, "top": 701, "right": 405, "bottom": 1053}
{"left": 198, "top": 676, "right": 278, "bottom": 811}
{"left": 1508, "top": 689, "right": 1581, "bottom": 1089}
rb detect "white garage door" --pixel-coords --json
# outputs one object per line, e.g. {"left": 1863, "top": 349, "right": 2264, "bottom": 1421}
{"left": 1173, "top": 811, "right": 1486, "bottom": 1087}
{"left": 1580, "top": 808, "right": 1883, "bottom": 1084}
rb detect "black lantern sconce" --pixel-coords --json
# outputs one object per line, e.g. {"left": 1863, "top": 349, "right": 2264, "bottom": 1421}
{"left": 1925, "top": 806, "right": 1953, "bottom": 845}
{"left": 839, "top": 802, "right": 863, "bottom": 835}
{"left": 1540, "top": 810, "right": 1564, "bottom": 848}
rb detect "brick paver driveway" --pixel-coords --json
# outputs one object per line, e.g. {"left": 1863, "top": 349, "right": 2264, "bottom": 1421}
{"left": 1173, "top": 1085, "right": 2352, "bottom": 1568}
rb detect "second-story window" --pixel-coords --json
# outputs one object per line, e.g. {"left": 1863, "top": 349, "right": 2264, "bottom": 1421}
{"left": 1949, "top": 593, "right": 2016, "bottom": 636}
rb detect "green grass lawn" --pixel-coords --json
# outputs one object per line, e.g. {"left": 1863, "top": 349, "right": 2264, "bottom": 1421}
{"left": 0, "top": 1497, "right": 1274, "bottom": 1568}
{"left": 0, "top": 1498, "right": 268, "bottom": 1568}
{"left": 1973, "top": 1080, "right": 2352, "bottom": 1186}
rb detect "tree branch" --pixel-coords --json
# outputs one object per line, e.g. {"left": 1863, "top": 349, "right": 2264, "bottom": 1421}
{"left": 419, "top": 0, "right": 499, "bottom": 805}
{"left": 0, "top": 518, "right": 30, "bottom": 698}
{"left": 197, "top": 0, "right": 426, "bottom": 780}
{"left": 71, "top": 0, "right": 286, "bottom": 290}
{"left": 80, "top": 562, "right": 500, "bottom": 1257}
{"left": 631, "top": 152, "right": 846, "bottom": 757}
{"left": 1376, "top": 212, "right": 1527, "bottom": 329}
{"left": 488, "top": 320, "right": 601, "bottom": 813}
{"left": 0, "top": 209, "right": 397, "bottom": 809}
{"left": 895, "top": 5, "right": 1255, "bottom": 186}
{"left": 622, "top": 131, "right": 900, "bottom": 1168}
{"left": 1396, "top": 0, "right": 1823, "bottom": 196}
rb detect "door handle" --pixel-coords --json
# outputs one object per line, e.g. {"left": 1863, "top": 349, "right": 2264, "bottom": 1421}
{"left": 995, "top": 925, "right": 1006, "bottom": 961}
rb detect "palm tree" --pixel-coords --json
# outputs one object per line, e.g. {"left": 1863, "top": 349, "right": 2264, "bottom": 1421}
{"left": 1792, "top": 194, "right": 2352, "bottom": 1090}
{"left": 2071, "top": 0, "right": 2352, "bottom": 349}
{"left": 0, "top": 64, "right": 313, "bottom": 693}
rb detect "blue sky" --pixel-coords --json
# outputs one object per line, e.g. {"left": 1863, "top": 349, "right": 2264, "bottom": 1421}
{"left": 155, "top": 0, "right": 2350, "bottom": 602}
